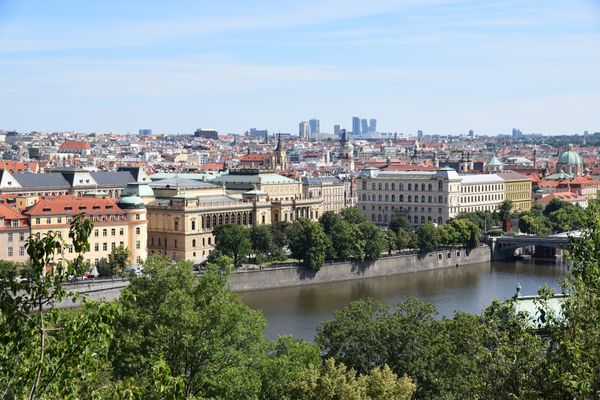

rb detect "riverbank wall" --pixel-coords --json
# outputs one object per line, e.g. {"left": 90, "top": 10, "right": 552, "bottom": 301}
{"left": 228, "top": 246, "right": 490, "bottom": 292}
{"left": 56, "top": 246, "right": 490, "bottom": 306}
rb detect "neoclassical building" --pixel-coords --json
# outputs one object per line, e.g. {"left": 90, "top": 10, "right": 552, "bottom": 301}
{"left": 357, "top": 167, "right": 505, "bottom": 226}
{"left": 146, "top": 169, "right": 324, "bottom": 263}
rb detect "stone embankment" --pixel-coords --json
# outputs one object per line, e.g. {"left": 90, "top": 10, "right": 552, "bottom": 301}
{"left": 55, "top": 246, "right": 490, "bottom": 306}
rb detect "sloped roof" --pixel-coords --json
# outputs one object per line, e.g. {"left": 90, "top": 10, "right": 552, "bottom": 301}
{"left": 12, "top": 173, "right": 70, "bottom": 189}
{"left": 25, "top": 196, "right": 123, "bottom": 216}
{"left": 90, "top": 171, "right": 136, "bottom": 186}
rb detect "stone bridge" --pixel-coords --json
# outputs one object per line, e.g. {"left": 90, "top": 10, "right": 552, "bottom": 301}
{"left": 488, "top": 232, "right": 579, "bottom": 260}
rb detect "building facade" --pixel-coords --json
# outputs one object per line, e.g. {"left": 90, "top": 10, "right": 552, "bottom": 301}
{"left": 497, "top": 171, "right": 532, "bottom": 212}
{"left": 0, "top": 204, "right": 30, "bottom": 263}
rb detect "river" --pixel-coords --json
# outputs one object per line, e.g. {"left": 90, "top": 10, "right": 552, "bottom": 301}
{"left": 238, "top": 258, "right": 568, "bottom": 340}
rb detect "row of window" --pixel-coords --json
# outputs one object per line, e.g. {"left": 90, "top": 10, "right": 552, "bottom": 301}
{"left": 371, "top": 213, "right": 444, "bottom": 225}
{"left": 7, "top": 247, "right": 25, "bottom": 257}
{"left": 151, "top": 236, "right": 212, "bottom": 249}
{"left": 91, "top": 241, "right": 141, "bottom": 252}
{"left": 363, "top": 181, "right": 444, "bottom": 192}
{"left": 33, "top": 214, "right": 141, "bottom": 225}
{"left": 461, "top": 184, "right": 503, "bottom": 193}
{"left": 93, "top": 227, "right": 141, "bottom": 237}
{"left": 7, "top": 232, "right": 26, "bottom": 241}
{"left": 361, "top": 193, "right": 446, "bottom": 204}
{"left": 460, "top": 193, "right": 503, "bottom": 203}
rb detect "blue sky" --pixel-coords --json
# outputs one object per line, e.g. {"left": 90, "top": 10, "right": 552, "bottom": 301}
{"left": 1, "top": 0, "right": 600, "bottom": 135}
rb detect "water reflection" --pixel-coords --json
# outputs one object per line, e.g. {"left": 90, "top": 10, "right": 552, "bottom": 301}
{"left": 239, "top": 258, "right": 567, "bottom": 340}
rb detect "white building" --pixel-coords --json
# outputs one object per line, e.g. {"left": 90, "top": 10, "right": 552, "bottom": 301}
{"left": 357, "top": 167, "right": 505, "bottom": 227}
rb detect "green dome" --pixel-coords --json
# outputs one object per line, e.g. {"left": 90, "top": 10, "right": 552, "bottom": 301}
{"left": 487, "top": 155, "right": 503, "bottom": 166}
{"left": 557, "top": 150, "right": 582, "bottom": 166}
{"left": 118, "top": 196, "right": 145, "bottom": 209}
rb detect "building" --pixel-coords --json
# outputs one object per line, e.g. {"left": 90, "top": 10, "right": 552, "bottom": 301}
{"left": 24, "top": 194, "right": 147, "bottom": 267}
{"left": 194, "top": 129, "right": 218, "bottom": 139}
{"left": 361, "top": 119, "right": 368, "bottom": 134}
{"left": 357, "top": 167, "right": 505, "bottom": 227}
{"left": 299, "top": 121, "right": 310, "bottom": 140}
{"left": 555, "top": 145, "right": 584, "bottom": 177}
{"left": 309, "top": 119, "right": 320, "bottom": 137}
{"left": 138, "top": 129, "right": 152, "bottom": 135}
{"left": 302, "top": 176, "right": 345, "bottom": 213}
{"left": 369, "top": 119, "right": 377, "bottom": 133}
{"left": 485, "top": 155, "right": 504, "bottom": 173}
{"left": 146, "top": 169, "right": 323, "bottom": 263}
{"left": 0, "top": 203, "right": 29, "bottom": 262}
{"left": 352, "top": 117, "right": 361, "bottom": 135}
{"left": 537, "top": 192, "right": 588, "bottom": 209}
{"left": 246, "top": 128, "right": 268, "bottom": 138}
{"left": 59, "top": 140, "right": 91, "bottom": 156}
{"left": 339, "top": 130, "right": 355, "bottom": 171}
{"left": 497, "top": 171, "right": 532, "bottom": 212}
{"left": 334, "top": 125, "right": 342, "bottom": 137}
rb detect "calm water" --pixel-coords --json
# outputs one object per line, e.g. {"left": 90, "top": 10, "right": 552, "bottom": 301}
{"left": 239, "top": 258, "right": 568, "bottom": 340}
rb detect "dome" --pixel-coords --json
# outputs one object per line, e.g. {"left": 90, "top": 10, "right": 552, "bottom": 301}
{"left": 118, "top": 195, "right": 145, "bottom": 209}
{"left": 557, "top": 146, "right": 583, "bottom": 166}
{"left": 486, "top": 155, "right": 503, "bottom": 166}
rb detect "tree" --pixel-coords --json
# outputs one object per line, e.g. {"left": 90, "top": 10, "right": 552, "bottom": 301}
{"left": 286, "top": 218, "right": 328, "bottom": 271}
{"left": 108, "top": 245, "right": 130, "bottom": 272}
{"left": 396, "top": 228, "right": 417, "bottom": 251}
{"left": 358, "top": 221, "right": 386, "bottom": 261}
{"left": 109, "top": 255, "right": 267, "bottom": 399}
{"left": 542, "top": 198, "right": 568, "bottom": 217}
{"left": 340, "top": 207, "right": 367, "bottom": 225}
{"left": 329, "top": 219, "right": 357, "bottom": 260}
{"left": 383, "top": 230, "right": 397, "bottom": 255}
{"left": 271, "top": 221, "right": 291, "bottom": 249}
{"left": 416, "top": 222, "right": 440, "bottom": 253}
{"left": 518, "top": 214, "right": 550, "bottom": 235}
{"left": 214, "top": 224, "right": 252, "bottom": 267}
{"left": 548, "top": 204, "right": 585, "bottom": 233}
{"left": 95, "top": 257, "right": 112, "bottom": 277}
{"left": 250, "top": 224, "right": 278, "bottom": 263}
{"left": 0, "top": 214, "right": 117, "bottom": 400}
{"left": 388, "top": 216, "right": 411, "bottom": 234}
{"left": 293, "top": 358, "right": 415, "bottom": 400}
{"left": 497, "top": 199, "right": 514, "bottom": 221}
{"left": 319, "top": 211, "right": 343, "bottom": 235}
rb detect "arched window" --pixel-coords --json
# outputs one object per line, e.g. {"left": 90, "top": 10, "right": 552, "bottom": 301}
{"left": 407, "top": 215, "right": 411, "bottom": 223}
{"left": 362, "top": 193, "right": 367, "bottom": 201}
{"left": 428, "top": 184, "right": 432, "bottom": 191}
{"left": 421, "top": 216, "right": 425, "bottom": 224}
{"left": 385, "top": 194, "right": 389, "bottom": 202}
{"left": 378, "top": 183, "right": 382, "bottom": 190}
{"left": 408, "top": 195, "right": 412, "bottom": 202}
{"left": 438, "top": 181, "right": 443, "bottom": 191}
{"left": 428, "top": 196, "right": 432, "bottom": 203}
{"left": 378, "top": 194, "right": 382, "bottom": 201}
{"left": 385, "top": 183, "right": 389, "bottom": 190}
{"left": 438, "top": 217, "right": 443, "bottom": 225}
{"left": 408, "top": 183, "right": 412, "bottom": 191}
{"left": 421, "top": 183, "right": 426, "bottom": 191}
{"left": 174, "top": 219, "right": 179, "bottom": 231}
{"left": 372, "top": 183, "right": 376, "bottom": 190}
{"left": 192, "top": 239, "right": 196, "bottom": 248}
{"left": 391, "top": 183, "right": 395, "bottom": 190}
{"left": 400, "top": 194, "right": 404, "bottom": 202}
{"left": 391, "top": 194, "right": 395, "bottom": 202}
{"left": 422, "top": 195, "right": 425, "bottom": 202}
{"left": 400, "top": 183, "right": 404, "bottom": 190}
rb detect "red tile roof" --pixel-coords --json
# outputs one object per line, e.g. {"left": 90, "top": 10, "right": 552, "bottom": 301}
{"left": 25, "top": 196, "right": 123, "bottom": 216}
{"left": 59, "top": 141, "right": 90, "bottom": 151}
{"left": 0, "top": 161, "right": 39, "bottom": 173}
{"left": 240, "top": 154, "right": 271, "bottom": 161}
{"left": 0, "top": 203, "right": 26, "bottom": 220}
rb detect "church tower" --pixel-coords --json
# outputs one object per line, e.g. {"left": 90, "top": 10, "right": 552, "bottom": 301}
{"left": 340, "top": 129, "right": 355, "bottom": 171}
{"left": 273, "top": 133, "right": 288, "bottom": 171}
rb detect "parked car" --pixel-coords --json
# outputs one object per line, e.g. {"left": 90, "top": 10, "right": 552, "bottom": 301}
{"left": 82, "top": 272, "right": 96, "bottom": 279}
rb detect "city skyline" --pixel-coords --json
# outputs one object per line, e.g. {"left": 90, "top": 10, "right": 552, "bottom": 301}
{"left": 1, "top": 1, "right": 600, "bottom": 135}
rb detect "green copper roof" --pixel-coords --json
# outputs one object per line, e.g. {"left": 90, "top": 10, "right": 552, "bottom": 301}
{"left": 557, "top": 150, "right": 583, "bottom": 165}
{"left": 487, "top": 155, "right": 503, "bottom": 166}
{"left": 212, "top": 172, "right": 299, "bottom": 185}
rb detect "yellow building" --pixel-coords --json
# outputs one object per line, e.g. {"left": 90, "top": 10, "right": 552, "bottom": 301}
{"left": 146, "top": 170, "right": 323, "bottom": 263}
{"left": 498, "top": 171, "right": 532, "bottom": 212}
{"left": 24, "top": 194, "right": 147, "bottom": 266}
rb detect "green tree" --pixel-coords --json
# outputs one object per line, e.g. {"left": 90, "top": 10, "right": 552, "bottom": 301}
{"left": 214, "top": 224, "right": 252, "bottom": 267}
{"left": 0, "top": 214, "right": 117, "bottom": 400}
{"left": 108, "top": 245, "right": 131, "bottom": 272}
{"left": 388, "top": 216, "right": 411, "bottom": 234}
{"left": 95, "top": 257, "right": 112, "bottom": 277}
{"left": 329, "top": 219, "right": 356, "bottom": 260}
{"left": 294, "top": 358, "right": 415, "bottom": 400}
{"left": 548, "top": 204, "right": 585, "bottom": 233}
{"left": 358, "top": 221, "right": 386, "bottom": 261}
{"left": 383, "top": 230, "right": 397, "bottom": 255}
{"left": 109, "top": 255, "right": 267, "bottom": 399}
{"left": 396, "top": 228, "right": 417, "bottom": 251}
{"left": 319, "top": 211, "right": 343, "bottom": 234}
{"left": 542, "top": 198, "right": 568, "bottom": 217}
{"left": 416, "top": 222, "right": 440, "bottom": 253}
{"left": 340, "top": 207, "right": 367, "bottom": 225}
{"left": 250, "top": 224, "right": 277, "bottom": 263}
{"left": 497, "top": 199, "right": 514, "bottom": 221}
{"left": 518, "top": 214, "right": 550, "bottom": 235}
{"left": 271, "top": 221, "right": 291, "bottom": 249}
{"left": 286, "top": 218, "right": 328, "bottom": 271}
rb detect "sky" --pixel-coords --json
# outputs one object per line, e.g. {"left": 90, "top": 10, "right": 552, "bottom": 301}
{"left": 1, "top": 0, "right": 600, "bottom": 136}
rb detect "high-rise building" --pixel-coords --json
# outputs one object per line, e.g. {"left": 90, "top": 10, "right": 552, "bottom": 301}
{"left": 417, "top": 130, "right": 423, "bottom": 139}
{"left": 369, "top": 119, "right": 377, "bottom": 133}
{"left": 299, "top": 121, "right": 310, "bottom": 140}
{"left": 309, "top": 118, "right": 320, "bottom": 137}
{"left": 361, "top": 119, "right": 368, "bottom": 134}
{"left": 352, "top": 117, "right": 361, "bottom": 135}
{"left": 334, "top": 124, "right": 342, "bottom": 137}
{"left": 195, "top": 129, "right": 218, "bottom": 139}
{"left": 138, "top": 129, "right": 152, "bottom": 135}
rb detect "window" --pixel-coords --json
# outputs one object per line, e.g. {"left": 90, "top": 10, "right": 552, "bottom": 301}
{"left": 103, "top": 229, "right": 107, "bottom": 237}
{"left": 136, "top": 214, "right": 140, "bottom": 220}
{"left": 136, "top": 227, "right": 140, "bottom": 235}
{"left": 94, "top": 229, "right": 99, "bottom": 237}
{"left": 103, "top": 243, "right": 107, "bottom": 251}
{"left": 428, "top": 184, "right": 432, "bottom": 191}
{"left": 191, "top": 220, "right": 196, "bottom": 230}
{"left": 111, "top": 228, "right": 116, "bottom": 236}
{"left": 408, "top": 183, "right": 412, "bottom": 191}
{"left": 174, "top": 219, "right": 179, "bottom": 231}
{"left": 57, "top": 217, "right": 62, "bottom": 224}
{"left": 119, "top": 228, "right": 124, "bottom": 236}
{"left": 35, "top": 218, "right": 40, "bottom": 225}
{"left": 400, "top": 194, "right": 404, "bottom": 202}
{"left": 11, "top": 220, "right": 19, "bottom": 227}
{"left": 46, "top": 218, "right": 51, "bottom": 224}
{"left": 7, "top": 233, "right": 13, "bottom": 242}
{"left": 7, "top": 247, "right": 13, "bottom": 257}
{"left": 136, "top": 241, "right": 141, "bottom": 249}
{"left": 19, "top": 232, "right": 25, "bottom": 241}
{"left": 111, "top": 242, "right": 116, "bottom": 250}
{"left": 192, "top": 239, "right": 196, "bottom": 248}
{"left": 120, "top": 241, "right": 124, "bottom": 247}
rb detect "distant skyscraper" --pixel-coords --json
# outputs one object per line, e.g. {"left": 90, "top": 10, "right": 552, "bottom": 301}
{"left": 352, "top": 117, "right": 361, "bottom": 135}
{"left": 468, "top": 130, "right": 474, "bottom": 137}
{"left": 361, "top": 119, "right": 368, "bottom": 134}
{"left": 417, "top": 130, "right": 423, "bottom": 139}
{"left": 369, "top": 119, "right": 376, "bottom": 133}
{"left": 309, "top": 118, "right": 320, "bottom": 137}
{"left": 334, "top": 124, "right": 342, "bottom": 137}
{"left": 512, "top": 128, "right": 523, "bottom": 138}
{"left": 138, "top": 129, "right": 152, "bottom": 135}
{"left": 299, "top": 121, "right": 309, "bottom": 140}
